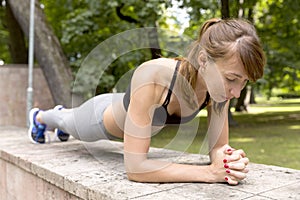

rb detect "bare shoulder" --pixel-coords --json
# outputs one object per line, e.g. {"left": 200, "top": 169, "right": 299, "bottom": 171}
{"left": 131, "top": 58, "right": 177, "bottom": 87}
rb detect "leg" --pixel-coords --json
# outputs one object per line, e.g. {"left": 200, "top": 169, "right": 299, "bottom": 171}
{"left": 38, "top": 93, "right": 123, "bottom": 142}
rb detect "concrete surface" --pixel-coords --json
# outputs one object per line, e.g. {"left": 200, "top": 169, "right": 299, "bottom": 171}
{"left": 0, "top": 126, "right": 299, "bottom": 200}
{"left": 0, "top": 65, "right": 54, "bottom": 127}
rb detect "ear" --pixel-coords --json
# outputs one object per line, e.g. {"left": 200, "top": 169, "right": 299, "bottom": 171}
{"left": 198, "top": 51, "right": 207, "bottom": 70}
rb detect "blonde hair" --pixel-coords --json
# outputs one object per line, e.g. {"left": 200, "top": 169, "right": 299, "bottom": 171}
{"left": 178, "top": 18, "right": 266, "bottom": 109}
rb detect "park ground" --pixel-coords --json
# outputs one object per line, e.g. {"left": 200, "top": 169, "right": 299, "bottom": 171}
{"left": 151, "top": 98, "right": 300, "bottom": 170}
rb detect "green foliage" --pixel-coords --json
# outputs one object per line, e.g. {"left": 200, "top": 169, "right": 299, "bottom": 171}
{"left": 181, "top": 0, "right": 220, "bottom": 38}
{"left": 152, "top": 98, "right": 300, "bottom": 169}
{"left": 0, "top": 0, "right": 299, "bottom": 98}
{"left": 39, "top": 0, "right": 175, "bottom": 98}
{"left": 255, "top": 0, "right": 300, "bottom": 98}
{"left": 0, "top": 3, "right": 11, "bottom": 64}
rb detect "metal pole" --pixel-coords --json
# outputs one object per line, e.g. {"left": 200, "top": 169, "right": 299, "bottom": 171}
{"left": 27, "top": 0, "right": 35, "bottom": 127}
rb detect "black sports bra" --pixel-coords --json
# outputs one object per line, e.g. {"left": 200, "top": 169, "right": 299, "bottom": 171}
{"left": 123, "top": 61, "right": 210, "bottom": 126}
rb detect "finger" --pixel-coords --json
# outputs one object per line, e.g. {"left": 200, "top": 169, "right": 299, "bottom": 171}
{"left": 240, "top": 157, "right": 250, "bottom": 166}
{"left": 242, "top": 167, "right": 249, "bottom": 173}
{"left": 224, "top": 154, "right": 241, "bottom": 163}
{"left": 225, "top": 169, "right": 247, "bottom": 181}
{"left": 224, "top": 176, "right": 239, "bottom": 185}
{"left": 232, "top": 149, "right": 246, "bottom": 158}
{"left": 224, "top": 147, "right": 236, "bottom": 155}
{"left": 225, "top": 162, "right": 246, "bottom": 171}
{"left": 225, "top": 156, "right": 250, "bottom": 165}
{"left": 226, "top": 164, "right": 249, "bottom": 173}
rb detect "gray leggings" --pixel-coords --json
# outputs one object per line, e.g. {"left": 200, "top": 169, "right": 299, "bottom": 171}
{"left": 42, "top": 93, "right": 124, "bottom": 141}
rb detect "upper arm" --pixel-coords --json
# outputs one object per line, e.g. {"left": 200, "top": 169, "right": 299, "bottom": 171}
{"left": 123, "top": 69, "right": 165, "bottom": 173}
{"left": 124, "top": 83, "right": 157, "bottom": 152}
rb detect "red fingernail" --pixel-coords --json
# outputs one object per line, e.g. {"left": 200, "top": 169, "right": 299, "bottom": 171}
{"left": 227, "top": 149, "right": 232, "bottom": 152}
{"left": 223, "top": 159, "right": 227, "bottom": 163}
{"left": 225, "top": 177, "right": 228, "bottom": 181}
{"left": 224, "top": 164, "right": 229, "bottom": 168}
{"left": 226, "top": 169, "right": 230, "bottom": 174}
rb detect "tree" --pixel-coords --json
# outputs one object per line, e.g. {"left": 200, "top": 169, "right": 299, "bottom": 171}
{"left": 4, "top": 0, "right": 297, "bottom": 106}
{"left": 234, "top": 0, "right": 258, "bottom": 111}
{"left": 4, "top": 2, "right": 27, "bottom": 63}
{"left": 256, "top": 0, "right": 300, "bottom": 98}
{"left": 40, "top": 0, "right": 173, "bottom": 99}
{"left": 221, "top": 0, "right": 230, "bottom": 19}
{"left": 0, "top": 3, "right": 11, "bottom": 64}
{"left": 7, "top": 0, "right": 73, "bottom": 107}
{"left": 116, "top": 2, "right": 161, "bottom": 59}
{"left": 220, "top": 0, "right": 239, "bottom": 126}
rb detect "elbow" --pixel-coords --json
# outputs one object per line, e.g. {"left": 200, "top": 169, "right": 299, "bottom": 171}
{"left": 124, "top": 153, "right": 158, "bottom": 182}
{"left": 126, "top": 172, "right": 148, "bottom": 183}
{"left": 125, "top": 162, "right": 153, "bottom": 182}
{"left": 124, "top": 154, "right": 150, "bottom": 182}
{"left": 126, "top": 172, "right": 140, "bottom": 182}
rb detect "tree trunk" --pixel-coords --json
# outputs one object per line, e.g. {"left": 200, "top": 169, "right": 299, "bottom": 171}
{"left": 234, "top": 0, "right": 256, "bottom": 110}
{"left": 221, "top": 0, "right": 237, "bottom": 126}
{"left": 249, "top": 86, "right": 256, "bottom": 104}
{"left": 221, "top": 0, "right": 230, "bottom": 19}
{"left": 5, "top": 2, "right": 28, "bottom": 63}
{"left": 148, "top": 26, "right": 162, "bottom": 59}
{"left": 7, "top": 0, "right": 73, "bottom": 107}
{"left": 116, "top": 3, "right": 161, "bottom": 59}
{"left": 235, "top": 87, "right": 248, "bottom": 112}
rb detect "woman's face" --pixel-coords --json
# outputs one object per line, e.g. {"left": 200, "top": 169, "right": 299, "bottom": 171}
{"left": 200, "top": 54, "right": 249, "bottom": 103}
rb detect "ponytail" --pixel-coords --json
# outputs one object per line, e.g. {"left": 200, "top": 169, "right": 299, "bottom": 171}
{"left": 176, "top": 19, "right": 222, "bottom": 109}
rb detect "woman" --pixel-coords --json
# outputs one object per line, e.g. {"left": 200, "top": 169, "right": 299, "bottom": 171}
{"left": 28, "top": 18, "right": 266, "bottom": 185}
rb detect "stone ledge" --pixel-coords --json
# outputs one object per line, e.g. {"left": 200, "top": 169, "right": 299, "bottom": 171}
{"left": 0, "top": 126, "right": 299, "bottom": 200}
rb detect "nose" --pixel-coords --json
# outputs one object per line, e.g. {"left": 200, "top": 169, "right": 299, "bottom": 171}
{"left": 230, "top": 87, "right": 241, "bottom": 99}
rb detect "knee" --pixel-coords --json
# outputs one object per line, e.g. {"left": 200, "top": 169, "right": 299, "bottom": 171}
{"left": 56, "top": 118, "right": 66, "bottom": 130}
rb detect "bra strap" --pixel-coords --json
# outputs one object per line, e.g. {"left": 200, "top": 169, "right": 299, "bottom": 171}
{"left": 199, "top": 92, "right": 210, "bottom": 110}
{"left": 162, "top": 60, "right": 181, "bottom": 107}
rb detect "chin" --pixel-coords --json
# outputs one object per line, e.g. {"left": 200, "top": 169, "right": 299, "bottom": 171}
{"left": 211, "top": 95, "right": 227, "bottom": 103}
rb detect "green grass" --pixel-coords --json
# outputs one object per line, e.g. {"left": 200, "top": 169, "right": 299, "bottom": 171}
{"left": 151, "top": 98, "right": 300, "bottom": 170}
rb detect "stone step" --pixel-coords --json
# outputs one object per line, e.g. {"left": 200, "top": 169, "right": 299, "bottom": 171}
{"left": 0, "top": 126, "right": 299, "bottom": 200}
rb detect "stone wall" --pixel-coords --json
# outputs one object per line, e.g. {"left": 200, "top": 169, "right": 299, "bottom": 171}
{"left": 0, "top": 160, "right": 82, "bottom": 200}
{"left": 0, "top": 65, "right": 54, "bottom": 127}
{"left": 1, "top": 127, "right": 300, "bottom": 200}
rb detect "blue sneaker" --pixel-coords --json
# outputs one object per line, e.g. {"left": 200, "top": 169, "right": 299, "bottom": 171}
{"left": 54, "top": 105, "right": 70, "bottom": 142}
{"left": 28, "top": 108, "right": 47, "bottom": 144}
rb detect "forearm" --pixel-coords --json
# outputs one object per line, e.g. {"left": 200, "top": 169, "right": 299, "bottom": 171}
{"left": 208, "top": 132, "right": 229, "bottom": 162}
{"left": 125, "top": 158, "right": 214, "bottom": 183}
{"left": 207, "top": 102, "right": 230, "bottom": 162}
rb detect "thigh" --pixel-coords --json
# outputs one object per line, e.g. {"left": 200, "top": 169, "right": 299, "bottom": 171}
{"left": 72, "top": 93, "right": 125, "bottom": 141}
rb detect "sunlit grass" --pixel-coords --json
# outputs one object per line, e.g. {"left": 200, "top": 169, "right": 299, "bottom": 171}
{"left": 151, "top": 98, "right": 300, "bottom": 170}
{"left": 289, "top": 125, "right": 300, "bottom": 130}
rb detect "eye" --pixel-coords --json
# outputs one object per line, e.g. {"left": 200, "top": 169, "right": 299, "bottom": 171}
{"left": 226, "top": 77, "right": 235, "bottom": 82}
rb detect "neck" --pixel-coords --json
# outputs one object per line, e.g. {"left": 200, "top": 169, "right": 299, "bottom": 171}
{"left": 192, "top": 71, "right": 209, "bottom": 106}
{"left": 195, "top": 71, "right": 208, "bottom": 94}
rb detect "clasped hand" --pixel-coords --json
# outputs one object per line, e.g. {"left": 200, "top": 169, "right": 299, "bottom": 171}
{"left": 211, "top": 145, "right": 249, "bottom": 185}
